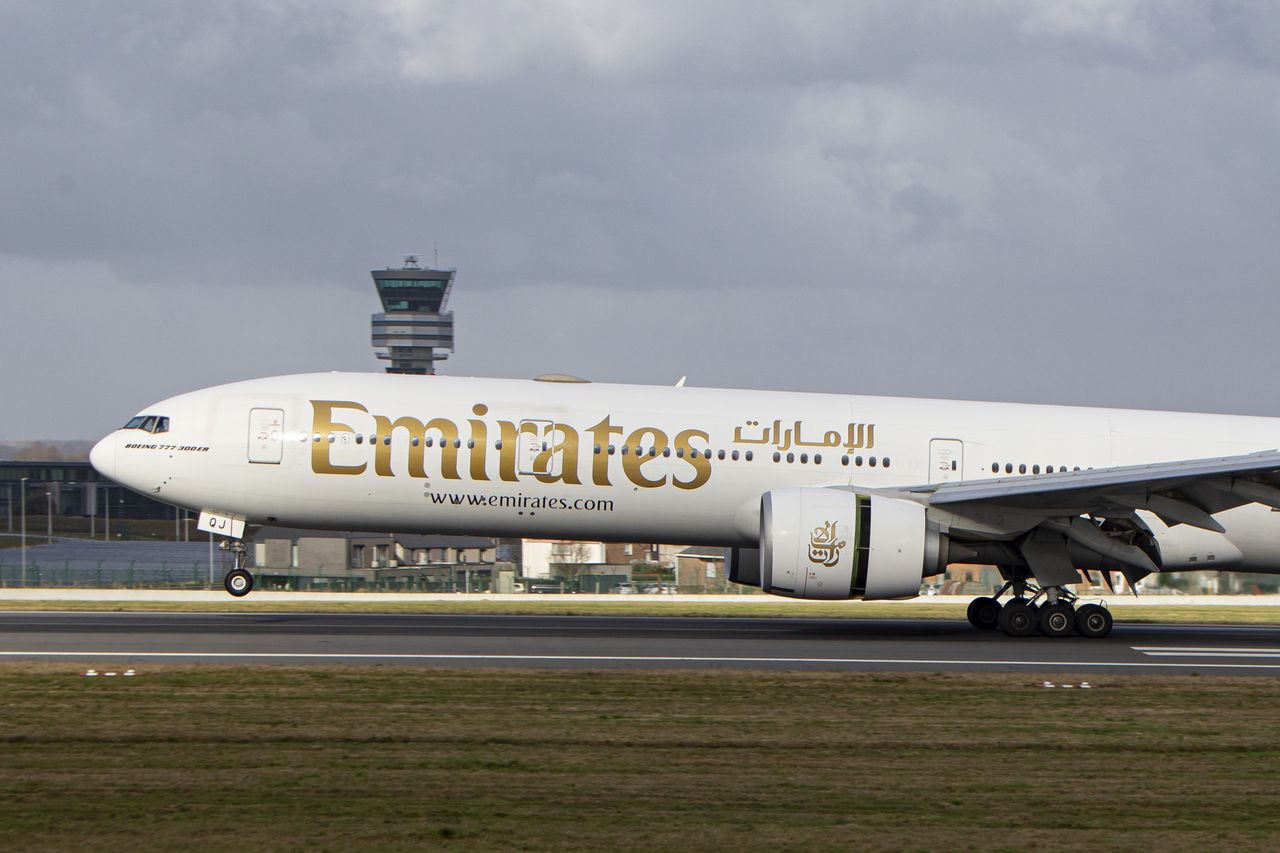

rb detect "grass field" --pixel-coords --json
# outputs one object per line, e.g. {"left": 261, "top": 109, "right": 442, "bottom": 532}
{"left": 3, "top": 597, "right": 1280, "bottom": 626}
{"left": 1, "top": 665, "right": 1278, "bottom": 851}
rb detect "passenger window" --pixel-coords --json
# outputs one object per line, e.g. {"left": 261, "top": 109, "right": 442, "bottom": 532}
{"left": 1005, "top": 463, "right": 1013, "bottom": 474}
{"left": 773, "top": 452, "right": 781, "bottom": 462}
{"left": 1032, "top": 464, "right": 1040, "bottom": 474}
{"left": 991, "top": 463, "right": 999, "bottom": 473}
{"left": 745, "top": 451, "right": 754, "bottom": 461}
{"left": 1018, "top": 464, "right": 1026, "bottom": 474}
{"left": 799, "top": 453, "right": 808, "bottom": 464}
{"left": 814, "top": 453, "right": 822, "bottom": 464}
{"left": 855, "top": 456, "right": 863, "bottom": 467}
{"left": 869, "top": 456, "right": 877, "bottom": 467}
{"left": 717, "top": 450, "right": 726, "bottom": 460}
{"left": 842, "top": 455, "right": 849, "bottom": 466}
{"left": 786, "top": 452, "right": 795, "bottom": 464}
{"left": 883, "top": 457, "right": 890, "bottom": 468}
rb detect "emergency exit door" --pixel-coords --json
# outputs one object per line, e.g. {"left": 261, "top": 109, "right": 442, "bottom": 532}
{"left": 248, "top": 408, "right": 284, "bottom": 464}
{"left": 928, "top": 439, "right": 964, "bottom": 484}
{"left": 517, "top": 420, "right": 563, "bottom": 477}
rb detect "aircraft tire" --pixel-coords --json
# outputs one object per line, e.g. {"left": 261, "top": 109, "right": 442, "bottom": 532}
{"left": 998, "top": 599, "right": 1038, "bottom": 637}
{"left": 1075, "top": 603, "right": 1113, "bottom": 639}
{"left": 966, "top": 597, "right": 1002, "bottom": 631}
{"left": 1038, "top": 602, "right": 1075, "bottom": 637}
{"left": 224, "top": 568, "right": 254, "bottom": 598}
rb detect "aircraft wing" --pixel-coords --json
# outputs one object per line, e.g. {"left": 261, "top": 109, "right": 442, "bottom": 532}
{"left": 898, "top": 449, "right": 1280, "bottom": 526}
{"left": 883, "top": 449, "right": 1280, "bottom": 585}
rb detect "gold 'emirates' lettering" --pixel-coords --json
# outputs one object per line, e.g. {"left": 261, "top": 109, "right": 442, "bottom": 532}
{"left": 308, "top": 400, "right": 717, "bottom": 491}
{"left": 312, "top": 401, "right": 367, "bottom": 475}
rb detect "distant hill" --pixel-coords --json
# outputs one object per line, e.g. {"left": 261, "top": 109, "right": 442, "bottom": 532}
{"left": 0, "top": 441, "right": 94, "bottom": 462}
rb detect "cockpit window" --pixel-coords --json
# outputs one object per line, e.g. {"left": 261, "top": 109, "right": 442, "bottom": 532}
{"left": 123, "top": 415, "right": 170, "bottom": 434}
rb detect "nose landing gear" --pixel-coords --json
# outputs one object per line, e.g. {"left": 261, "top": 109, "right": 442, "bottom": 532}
{"left": 218, "top": 540, "right": 255, "bottom": 598}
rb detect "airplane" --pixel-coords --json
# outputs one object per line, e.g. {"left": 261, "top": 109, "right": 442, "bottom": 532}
{"left": 89, "top": 372, "right": 1280, "bottom": 638}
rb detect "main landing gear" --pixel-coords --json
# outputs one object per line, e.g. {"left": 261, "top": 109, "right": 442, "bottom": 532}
{"left": 219, "top": 540, "right": 255, "bottom": 598}
{"left": 966, "top": 581, "right": 1113, "bottom": 638}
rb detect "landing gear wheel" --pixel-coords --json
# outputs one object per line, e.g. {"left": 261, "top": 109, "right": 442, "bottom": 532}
{"left": 224, "top": 568, "right": 254, "bottom": 598}
{"left": 1038, "top": 602, "right": 1076, "bottom": 637}
{"left": 1075, "top": 603, "right": 1113, "bottom": 638}
{"left": 998, "top": 599, "right": 1038, "bottom": 637}
{"left": 967, "top": 597, "right": 1002, "bottom": 631}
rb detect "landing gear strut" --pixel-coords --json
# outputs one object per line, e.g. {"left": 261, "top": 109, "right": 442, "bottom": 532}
{"left": 966, "top": 579, "right": 1113, "bottom": 638}
{"left": 219, "top": 540, "right": 255, "bottom": 598}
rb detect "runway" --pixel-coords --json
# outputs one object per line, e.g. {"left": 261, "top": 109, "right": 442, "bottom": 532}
{"left": 4, "top": 611, "right": 1280, "bottom": 674}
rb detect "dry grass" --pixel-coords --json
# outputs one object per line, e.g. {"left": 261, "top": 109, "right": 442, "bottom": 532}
{"left": 1, "top": 665, "right": 1278, "bottom": 851}
{"left": 3, "top": 598, "right": 1280, "bottom": 626}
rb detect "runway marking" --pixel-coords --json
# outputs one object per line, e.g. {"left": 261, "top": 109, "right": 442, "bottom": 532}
{"left": 1133, "top": 646, "right": 1280, "bottom": 657}
{"left": 3, "top": 650, "right": 1280, "bottom": 669}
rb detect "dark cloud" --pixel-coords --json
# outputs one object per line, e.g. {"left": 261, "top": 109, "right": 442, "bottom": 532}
{"left": 2, "top": 1, "right": 1279, "bottom": 439}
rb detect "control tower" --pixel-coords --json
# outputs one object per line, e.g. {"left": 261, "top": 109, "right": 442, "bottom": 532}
{"left": 370, "top": 255, "right": 456, "bottom": 375}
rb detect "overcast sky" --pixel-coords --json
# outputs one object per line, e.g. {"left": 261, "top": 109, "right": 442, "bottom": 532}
{"left": 2, "top": 1, "right": 1279, "bottom": 439}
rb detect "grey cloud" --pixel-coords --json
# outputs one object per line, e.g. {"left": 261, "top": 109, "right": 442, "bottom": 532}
{"left": 1, "top": 1, "right": 1279, "bottom": 440}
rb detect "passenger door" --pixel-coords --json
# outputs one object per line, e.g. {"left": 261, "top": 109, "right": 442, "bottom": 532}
{"left": 517, "top": 420, "right": 562, "bottom": 478}
{"left": 928, "top": 438, "right": 964, "bottom": 484}
{"left": 248, "top": 408, "right": 285, "bottom": 464}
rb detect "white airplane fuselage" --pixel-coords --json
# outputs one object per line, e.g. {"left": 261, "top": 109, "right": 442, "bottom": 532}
{"left": 90, "top": 372, "right": 1280, "bottom": 577}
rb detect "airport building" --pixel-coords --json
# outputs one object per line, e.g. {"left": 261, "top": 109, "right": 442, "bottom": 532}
{"left": 247, "top": 527, "right": 515, "bottom": 592}
{"left": 0, "top": 461, "right": 176, "bottom": 527}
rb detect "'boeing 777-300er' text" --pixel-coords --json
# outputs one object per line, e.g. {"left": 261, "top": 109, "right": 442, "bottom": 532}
{"left": 89, "top": 372, "right": 1280, "bottom": 638}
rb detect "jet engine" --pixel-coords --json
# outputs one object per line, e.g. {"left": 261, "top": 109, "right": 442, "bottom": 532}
{"left": 741, "top": 488, "right": 955, "bottom": 601}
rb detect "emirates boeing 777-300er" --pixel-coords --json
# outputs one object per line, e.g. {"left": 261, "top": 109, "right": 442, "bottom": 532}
{"left": 89, "top": 371, "right": 1280, "bottom": 638}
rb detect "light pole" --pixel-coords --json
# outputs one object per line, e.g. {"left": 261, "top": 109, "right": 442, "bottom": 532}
{"left": 103, "top": 486, "right": 110, "bottom": 541}
{"left": 5, "top": 483, "right": 11, "bottom": 532}
{"left": 45, "top": 491, "right": 53, "bottom": 544}
{"left": 20, "top": 477, "right": 27, "bottom": 587}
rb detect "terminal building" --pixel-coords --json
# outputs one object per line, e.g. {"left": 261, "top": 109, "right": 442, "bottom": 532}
{"left": 0, "top": 461, "right": 173, "bottom": 527}
{"left": 370, "top": 256, "right": 456, "bottom": 375}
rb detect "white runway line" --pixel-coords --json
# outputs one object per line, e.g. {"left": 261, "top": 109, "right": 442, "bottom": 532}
{"left": 1133, "top": 646, "right": 1280, "bottom": 657}
{"left": 3, "top": 650, "right": 1280, "bottom": 669}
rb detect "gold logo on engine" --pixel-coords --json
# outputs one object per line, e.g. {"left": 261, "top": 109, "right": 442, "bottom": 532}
{"left": 808, "top": 520, "right": 846, "bottom": 568}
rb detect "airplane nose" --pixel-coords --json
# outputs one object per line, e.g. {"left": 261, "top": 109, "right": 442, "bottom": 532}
{"left": 90, "top": 434, "right": 116, "bottom": 480}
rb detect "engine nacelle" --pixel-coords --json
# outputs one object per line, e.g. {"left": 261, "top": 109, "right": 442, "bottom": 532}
{"left": 757, "top": 488, "right": 945, "bottom": 601}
